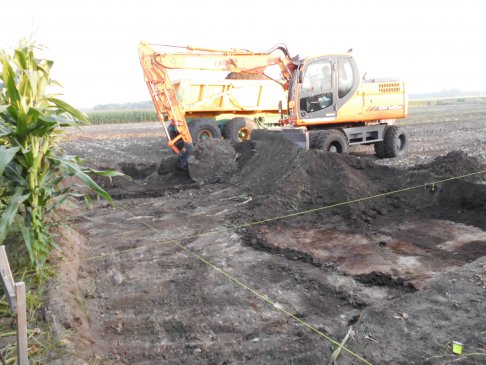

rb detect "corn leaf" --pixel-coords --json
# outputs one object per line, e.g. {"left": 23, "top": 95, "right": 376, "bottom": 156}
{"left": 49, "top": 80, "right": 62, "bottom": 88}
{"left": 0, "top": 189, "right": 29, "bottom": 243}
{"left": 2, "top": 58, "right": 21, "bottom": 105}
{"left": 49, "top": 97, "right": 89, "bottom": 124}
{"left": 20, "top": 226, "right": 34, "bottom": 262}
{"left": 57, "top": 158, "right": 113, "bottom": 203}
{"left": 0, "top": 120, "right": 13, "bottom": 136}
{"left": 37, "top": 60, "right": 54, "bottom": 77}
{"left": 87, "top": 169, "right": 123, "bottom": 177}
{"left": 14, "top": 49, "right": 28, "bottom": 69}
{"left": 3, "top": 163, "right": 27, "bottom": 186}
{"left": 0, "top": 146, "right": 19, "bottom": 176}
{"left": 39, "top": 114, "right": 79, "bottom": 128}
{"left": 24, "top": 70, "right": 39, "bottom": 96}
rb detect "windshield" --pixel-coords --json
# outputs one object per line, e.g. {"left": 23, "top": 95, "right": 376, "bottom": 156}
{"left": 298, "top": 59, "right": 333, "bottom": 116}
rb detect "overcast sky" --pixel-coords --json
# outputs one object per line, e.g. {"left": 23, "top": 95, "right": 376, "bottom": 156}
{"left": 2, "top": 0, "right": 485, "bottom": 108}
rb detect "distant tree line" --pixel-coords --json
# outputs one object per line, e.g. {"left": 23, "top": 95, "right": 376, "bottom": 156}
{"left": 409, "top": 89, "right": 486, "bottom": 100}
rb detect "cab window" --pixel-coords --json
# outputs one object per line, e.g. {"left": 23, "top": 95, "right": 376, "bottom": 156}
{"left": 300, "top": 59, "right": 333, "bottom": 114}
{"left": 302, "top": 60, "right": 332, "bottom": 93}
{"left": 338, "top": 58, "right": 354, "bottom": 98}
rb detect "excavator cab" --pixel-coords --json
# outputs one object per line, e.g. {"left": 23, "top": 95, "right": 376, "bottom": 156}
{"left": 290, "top": 55, "right": 360, "bottom": 123}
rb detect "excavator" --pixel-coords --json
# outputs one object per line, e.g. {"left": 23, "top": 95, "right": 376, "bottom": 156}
{"left": 138, "top": 42, "right": 408, "bottom": 178}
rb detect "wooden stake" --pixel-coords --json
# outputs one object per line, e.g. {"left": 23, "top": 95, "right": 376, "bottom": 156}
{"left": 15, "top": 282, "right": 29, "bottom": 365}
{"left": 0, "top": 246, "right": 16, "bottom": 311}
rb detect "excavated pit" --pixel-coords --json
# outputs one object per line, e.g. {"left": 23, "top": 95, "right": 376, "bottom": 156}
{"left": 56, "top": 131, "right": 486, "bottom": 364}
{"left": 95, "top": 138, "right": 486, "bottom": 289}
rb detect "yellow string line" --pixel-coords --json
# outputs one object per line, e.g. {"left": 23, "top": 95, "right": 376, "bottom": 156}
{"left": 115, "top": 203, "right": 373, "bottom": 365}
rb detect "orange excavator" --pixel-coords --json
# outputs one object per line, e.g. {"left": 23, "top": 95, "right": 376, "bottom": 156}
{"left": 139, "top": 42, "right": 408, "bottom": 172}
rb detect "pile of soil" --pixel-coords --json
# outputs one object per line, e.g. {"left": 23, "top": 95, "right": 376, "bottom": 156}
{"left": 98, "top": 137, "right": 486, "bottom": 228}
{"left": 196, "top": 138, "right": 486, "bottom": 225}
{"left": 188, "top": 139, "right": 238, "bottom": 183}
{"left": 412, "top": 150, "right": 486, "bottom": 179}
{"left": 87, "top": 136, "right": 486, "bottom": 241}
{"left": 226, "top": 72, "right": 268, "bottom": 80}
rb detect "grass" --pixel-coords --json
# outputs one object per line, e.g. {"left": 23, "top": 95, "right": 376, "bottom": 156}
{"left": 0, "top": 238, "right": 55, "bottom": 364}
{"left": 400, "top": 102, "right": 486, "bottom": 126}
{"left": 409, "top": 95, "right": 486, "bottom": 107}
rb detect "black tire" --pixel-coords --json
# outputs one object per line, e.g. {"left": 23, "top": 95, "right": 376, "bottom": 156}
{"left": 188, "top": 119, "right": 222, "bottom": 142}
{"left": 223, "top": 117, "right": 256, "bottom": 142}
{"left": 383, "top": 125, "right": 409, "bottom": 158}
{"left": 374, "top": 141, "right": 386, "bottom": 158}
{"left": 311, "top": 130, "right": 349, "bottom": 153}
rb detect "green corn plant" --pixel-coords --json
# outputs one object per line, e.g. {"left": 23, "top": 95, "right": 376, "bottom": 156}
{"left": 0, "top": 40, "right": 121, "bottom": 269}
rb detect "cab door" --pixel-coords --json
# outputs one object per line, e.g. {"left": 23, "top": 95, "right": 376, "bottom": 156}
{"left": 297, "top": 57, "right": 337, "bottom": 120}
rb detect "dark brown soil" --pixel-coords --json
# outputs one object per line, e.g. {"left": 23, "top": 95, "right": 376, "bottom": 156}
{"left": 49, "top": 114, "right": 486, "bottom": 364}
{"left": 226, "top": 72, "right": 268, "bottom": 80}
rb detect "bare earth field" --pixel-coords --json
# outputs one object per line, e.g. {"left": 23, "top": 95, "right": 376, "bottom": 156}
{"left": 49, "top": 105, "right": 486, "bottom": 364}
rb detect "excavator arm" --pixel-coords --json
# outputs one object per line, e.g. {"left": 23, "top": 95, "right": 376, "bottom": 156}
{"left": 138, "top": 42, "right": 294, "bottom": 168}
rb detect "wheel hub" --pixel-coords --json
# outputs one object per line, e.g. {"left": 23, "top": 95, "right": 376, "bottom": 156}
{"left": 238, "top": 127, "right": 251, "bottom": 141}
{"left": 198, "top": 131, "right": 213, "bottom": 140}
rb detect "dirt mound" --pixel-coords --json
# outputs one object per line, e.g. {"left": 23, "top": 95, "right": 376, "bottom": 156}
{"left": 188, "top": 139, "right": 238, "bottom": 183}
{"left": 178, "top": 138, "right": 486, "bottom": 227}
{"left": 90, "top": 137, "right": 486, "bottom": 225}
{"left": 228, "top": 138, "right": 407, "bottom": 222}
{"left": 413, "top": 150, "right": 485, "bottom": 180}
{"left": 226, "top": 72, "right": 268, "bottom": 80}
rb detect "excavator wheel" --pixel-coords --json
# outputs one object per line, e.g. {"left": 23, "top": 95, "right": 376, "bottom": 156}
{"left": 189, "top": 119, "right": 222, "bottom": 142}
{"left": 374, "top": 141, "right": 386, "bottom": 158}
{"left": 311, "top": 130, "right": 349, "bottom": 153}
{"left": 374, "top": 125, "right": 409, "bottom": 158}
{"left": 383, "top": 125, "right": 409, "bottom": 158}
{"left": 223, "top": 117, "right": 256, "bottom": 142}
